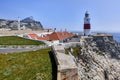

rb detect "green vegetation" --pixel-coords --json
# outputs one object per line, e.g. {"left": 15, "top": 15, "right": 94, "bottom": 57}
{"left": 65, "top": 47, "right": 82, "bottom": 57}
{"left": 0, "top": 48, "right": 52, "bottom": 80}
{"left": 72, "top": 47, "right": 82, "bottom": 57}
{"left": 0, "top": 36, "right": 44, "bottom": 45}
{"left": 65, "top": 49, "right": 69, "bottom": 54}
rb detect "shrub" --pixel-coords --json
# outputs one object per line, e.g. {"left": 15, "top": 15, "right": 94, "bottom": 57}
{"left": 72, "top": 47, "right": 82, "bottom": 57}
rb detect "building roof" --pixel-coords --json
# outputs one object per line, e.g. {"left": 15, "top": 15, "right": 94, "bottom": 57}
{"left": 28, "top": 33, "right": 39, "bottom": 39}
{"left": 49, "top": 32, "right": 74, "bottom": 41}
{"left": 28, "top": 31, "right": 74, "bottom": 41}
{"left": 28, "top": 33, "right": 49, "bottom": 40}
{"left": 37, "top": 35, "right": 49, "bottom": 40}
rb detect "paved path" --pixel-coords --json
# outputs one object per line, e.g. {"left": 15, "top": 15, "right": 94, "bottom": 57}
{"left": 0, "top": 45, "right": 49, "bottom": 53}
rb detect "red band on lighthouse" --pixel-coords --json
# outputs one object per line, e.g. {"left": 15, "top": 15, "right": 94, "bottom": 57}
{"left": 84, "top": 24, "right": 91, "bottom": 29}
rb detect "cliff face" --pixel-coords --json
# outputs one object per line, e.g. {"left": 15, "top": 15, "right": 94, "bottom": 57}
{"left": 0, "top": 17, "right": 44, "bottom": 30}
{"left": 74, "top": 35, "right": 120, "bottom": 80}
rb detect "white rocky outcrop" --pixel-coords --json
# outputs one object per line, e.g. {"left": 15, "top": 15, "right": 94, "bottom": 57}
{"left": 75, "top": 36, "right": 120, "bottom": 80}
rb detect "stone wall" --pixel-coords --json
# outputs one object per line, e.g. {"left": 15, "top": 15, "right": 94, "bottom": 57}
{"left": 51, "top": 45, "right": 78, "bottom": 80}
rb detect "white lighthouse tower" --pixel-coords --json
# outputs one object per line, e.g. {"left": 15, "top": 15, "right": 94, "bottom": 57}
{"left": 84, "top": 11, "right": 91, "bottom": 36}
{"left": 18, "top": 16, "right": 21, "bottom": 30}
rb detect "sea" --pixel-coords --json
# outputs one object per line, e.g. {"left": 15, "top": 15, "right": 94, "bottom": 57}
{"left": 93, "top": 32, "right": 120, "bottom": 43}
{"left": 111, "top": 33, "right": 120, "bottom": 43}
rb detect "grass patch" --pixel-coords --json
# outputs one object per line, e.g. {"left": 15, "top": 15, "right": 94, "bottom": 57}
{"left": 65, "top": 49, "right": 69, "bottom": 54}
{"left": 65, "top": 47, "right": 82, "bottom": 57}
{"left": 0, "top": 48, "right": 52, "bottom": 80}
{"left": 0, "top": 36, "right": 44, "bottom": 45}
{"left": 72, "top": 47, "right": 82, "bottom": 57}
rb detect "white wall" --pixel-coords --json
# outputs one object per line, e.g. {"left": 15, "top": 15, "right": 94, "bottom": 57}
{"left": 52, "top": 40, "right": 60, "bottom": 45}
{"left": 36, "top": 32, "right": 53, "bottom": 37}
{"left": 84, "top": 29, "right": 90, "bottom": 36}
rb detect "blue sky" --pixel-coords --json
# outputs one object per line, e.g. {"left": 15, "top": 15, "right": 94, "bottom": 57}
{"left": 1, "top": 0, "right": 120, "bottom": 32}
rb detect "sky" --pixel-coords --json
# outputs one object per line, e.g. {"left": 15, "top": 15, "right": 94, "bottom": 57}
{"left": 1, "top": 0, "right": 120, "bottom": 32}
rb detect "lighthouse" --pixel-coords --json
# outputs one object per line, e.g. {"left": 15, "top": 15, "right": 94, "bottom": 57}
{"left": 18, "top": 17, "right": 20, "bottom": 30}
{"left": 84, "top": 11, "right": 91, "bottom": 36}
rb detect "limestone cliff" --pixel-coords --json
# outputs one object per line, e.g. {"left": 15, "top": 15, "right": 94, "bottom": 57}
{"left": 73, "top": 35, "right": 120, "bottom": 80}
{"left": 0, "top": 16, "right": 44, "bottom": 30}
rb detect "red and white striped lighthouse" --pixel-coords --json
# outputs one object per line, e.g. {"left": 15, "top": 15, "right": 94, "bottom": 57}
{"left": 84, "top": 11, "right": 91, "bottom": 36}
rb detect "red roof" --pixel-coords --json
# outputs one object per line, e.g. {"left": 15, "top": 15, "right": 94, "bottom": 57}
{"left": 37, "top": 35, "right": 49, "bottom": 40}
{"left": 49, "top": 32, "right": 74, "bottom": 41}
{"left": 28, "top": 33, "right": 39, "bottom": 39}
{"left": 28, "top": 32, "right": 74, "bottom": 41}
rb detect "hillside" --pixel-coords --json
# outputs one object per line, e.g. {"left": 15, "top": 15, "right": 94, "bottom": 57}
{"left": 0, "top": 16, "right": 44, "bottom": 30}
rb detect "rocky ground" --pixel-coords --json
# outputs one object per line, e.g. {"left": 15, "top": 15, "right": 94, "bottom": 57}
{"left": 73, "top": 36, "right": 120, "bottom": 80}
{"left": 0, "top": 16, "right": 43, "bottom": 30}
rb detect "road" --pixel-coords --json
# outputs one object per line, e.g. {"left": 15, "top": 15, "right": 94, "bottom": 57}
{"left": 0, "top": 45, "right": 49, "bottom": 53}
